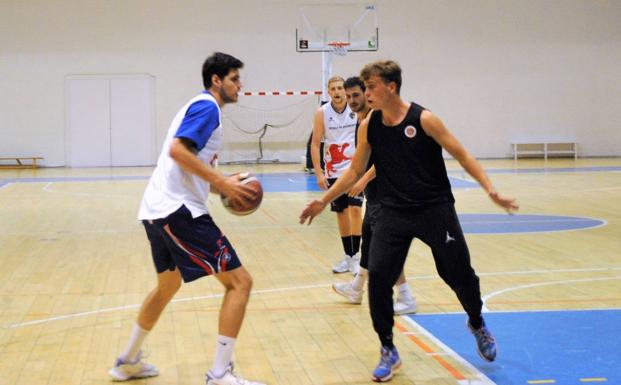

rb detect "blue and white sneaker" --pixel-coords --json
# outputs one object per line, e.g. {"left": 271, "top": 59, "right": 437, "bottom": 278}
{"left": 108, "top": 350, "right": 159, "bottom": 381}
{"left": 372, "top": 346, "right": 401, "bottom": 382}
{"left": 468, "top": 321, "right": 497, "bottom": 362}
{"left": 206, "top": 362, "right": 265, "bottom": 385}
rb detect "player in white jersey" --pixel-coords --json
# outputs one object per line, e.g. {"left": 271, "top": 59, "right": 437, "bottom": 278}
{"left": 310, "top": 76, "right": 363, "bottom": 274}
{"left": 109, "top": 52, "right": 265, "bottom": 385}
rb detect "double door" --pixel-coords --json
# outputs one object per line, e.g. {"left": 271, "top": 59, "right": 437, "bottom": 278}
{"left": 66, "top": 75, "right": 156, "bottom": 167}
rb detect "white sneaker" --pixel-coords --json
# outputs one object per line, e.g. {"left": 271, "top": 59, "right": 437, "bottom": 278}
{"left": 350, "top": 253, "right": 361, "bottom": 275}
{"left": 394, "top": 297, "right": 418, "bottom": 315}
{"left": 109, "top": 350, "right": 159, "bottom": 381}
{"left": 332, "top": 254, "right": 351, "bottom": 273}
{"left": 332, "top": 281, "right": 363, "bottom": 304}
{"left": 206, "top": 364, "right": 265, "bottom": 385}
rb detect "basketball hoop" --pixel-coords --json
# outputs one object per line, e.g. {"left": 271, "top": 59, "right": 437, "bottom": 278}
{"left": 327, "top": 41, "right": 350, "bottom": 57}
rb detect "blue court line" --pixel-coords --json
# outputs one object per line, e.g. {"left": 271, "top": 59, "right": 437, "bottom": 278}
{"left": 407, "top": 310, "right": 621, "bottom": 385}
{"left": 1, "top": 165, "right": 619, "bottom": 190}
{"left": 471, "top": 166, "right": 621, "bottom": 174}
{"left": 0, "top": 173, "right": 477, "bottom": 192}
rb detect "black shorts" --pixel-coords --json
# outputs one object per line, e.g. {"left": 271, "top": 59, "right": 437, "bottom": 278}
{"left": 142, "top": 205, "right": 242, "bottom": 283}
{"left": 327, "top": 178, "right": 364, "bottom": 212}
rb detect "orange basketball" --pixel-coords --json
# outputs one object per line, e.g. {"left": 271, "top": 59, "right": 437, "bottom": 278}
{"left": 220, "top": 173, "right": 263, "bottom": 216}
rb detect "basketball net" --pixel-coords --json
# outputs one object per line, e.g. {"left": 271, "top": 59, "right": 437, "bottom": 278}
{"left": 327, "top": 41, "right": 350, "bottom": 57}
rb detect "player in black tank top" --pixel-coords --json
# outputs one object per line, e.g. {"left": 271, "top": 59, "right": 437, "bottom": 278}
{"left": 300, "top": 60, "right": 518, "bottom": 382}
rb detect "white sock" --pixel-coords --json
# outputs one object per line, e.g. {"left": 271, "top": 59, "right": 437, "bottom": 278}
{"left": 211, "top": 335, "right": 236, "bottom": 378}
{"left": 352, "top": 267, "right": 368, "bottom": 292}
{"left": 397, "top": 282, "right": 414, "bottom": 302}
{"left": 120, "top": 323, "right": 149, "bottom": 362}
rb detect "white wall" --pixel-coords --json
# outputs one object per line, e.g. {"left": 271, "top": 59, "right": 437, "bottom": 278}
{"left": 1, "top": 0, "right": 620, "bottom": 166}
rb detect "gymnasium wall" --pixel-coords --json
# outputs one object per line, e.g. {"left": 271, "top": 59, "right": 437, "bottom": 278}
{"left": 1, "top": 0, "right": 620, "bottom": 166}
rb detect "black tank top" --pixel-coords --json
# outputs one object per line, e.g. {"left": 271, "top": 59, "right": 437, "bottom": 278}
{"left": 367, "top": 102, "right": 454, "bottom": 209}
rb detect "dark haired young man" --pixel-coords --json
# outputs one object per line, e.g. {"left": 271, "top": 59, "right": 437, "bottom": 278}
{"left": 109, "top": 52, "right": 264, "bottom": 385}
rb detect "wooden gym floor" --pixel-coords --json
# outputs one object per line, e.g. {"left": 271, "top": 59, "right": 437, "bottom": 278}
{"left": 0, "top": 158, "right": 619, "bottom": 385}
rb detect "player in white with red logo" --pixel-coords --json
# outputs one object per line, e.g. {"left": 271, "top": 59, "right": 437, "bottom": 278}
{"left": 310, "top": 76, "right": 363, "bottom": 274}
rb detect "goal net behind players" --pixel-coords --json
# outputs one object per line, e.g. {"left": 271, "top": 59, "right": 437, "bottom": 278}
{"left": 220, "top": 94, "right": 319, "bottom": 164}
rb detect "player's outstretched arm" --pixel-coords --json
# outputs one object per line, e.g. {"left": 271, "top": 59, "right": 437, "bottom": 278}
{"left": 348, "top": 164, "right": 375, "bottom": 197}
{"left": 420, "top": 111, "right": 519, "bottom": 213}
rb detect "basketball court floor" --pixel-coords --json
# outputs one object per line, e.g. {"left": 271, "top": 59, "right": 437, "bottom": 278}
{"left": 0, "top": 157, "right": 619, "bottom": 385}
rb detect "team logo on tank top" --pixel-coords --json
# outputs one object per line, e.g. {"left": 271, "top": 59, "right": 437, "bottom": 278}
{"left": 404, "top": 125, "right": 417, "bottom": 138}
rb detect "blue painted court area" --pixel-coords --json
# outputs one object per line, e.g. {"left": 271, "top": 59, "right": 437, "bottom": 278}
{"left": 407, "top": 310, "right": 621, "bottom": 385}
{"left": 457, "top": 214, "right": 604, "bottom": 234}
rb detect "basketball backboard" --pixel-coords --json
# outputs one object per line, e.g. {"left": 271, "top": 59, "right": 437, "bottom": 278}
{"left": 296, "top": 3, "right": 378, "bottom": 53}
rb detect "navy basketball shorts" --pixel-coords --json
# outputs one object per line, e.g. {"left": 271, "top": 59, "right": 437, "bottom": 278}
{"left": 142, "top": 205, "right": 242, "bottom": 283}
{"left": 327, "top": 178, "right": 364, "bottom": 212}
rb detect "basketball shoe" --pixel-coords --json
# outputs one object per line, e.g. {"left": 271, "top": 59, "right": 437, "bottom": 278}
{"left": 109, "top": 350, "right": 159, "bottom": 381}
{"left": 467, "top": 320, "right": 497, "bottom": 362}
{"left": 332, "top": 254, "right": 351, "bottom": 273}
{"left": 393, "top": 297, "right": 417, "bottom": 315}
{"left": 332, "top": 281, "right": 363, "bottom": 304}
{"left": 372, "top": 346, "right": 401, "bottom": 382}
{"left": 206, "top": 363, "right": 265, "bottom": 385}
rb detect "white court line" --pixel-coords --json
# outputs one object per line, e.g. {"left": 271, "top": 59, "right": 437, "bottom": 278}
{"left": 476, "top": 266, "right": 621, "bottom": 277}
{"left": 481, "top": 276, "right": 621, "bottom": 312}
{"left": 400, "top": 315, "right": 497, "bottom": 385}
{"left": 410, "top": 266, "right": 621, "bottom": 282}
{"left": 5, "top": 267, "right": 620, "bottom": 329}
{"left": 4, "top": 283, "right": 331, "bottom": 329}
{"left": 42, "top": 182, "right": 133, "bottom": 198}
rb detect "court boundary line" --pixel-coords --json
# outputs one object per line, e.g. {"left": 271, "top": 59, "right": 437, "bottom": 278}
{"left": 4, "top": 266, "right": 620, "bottom": 329}
{"left": 399, "top": 315, "right": 497, "bottom": 385}
{"left": 481, "top": 276, "right": 621, "bottom": 312}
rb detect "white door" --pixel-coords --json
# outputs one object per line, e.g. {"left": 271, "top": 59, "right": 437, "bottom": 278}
{"left": 67, "top": 78, "right": 111, "bottom": 167}
{"left": 66, "top": 75, "right": 155, "bottom": 167}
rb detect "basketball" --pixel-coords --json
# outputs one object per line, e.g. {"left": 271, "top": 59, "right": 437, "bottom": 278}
{"left": 220, "top": 173, "right": 263, "bottom": 216}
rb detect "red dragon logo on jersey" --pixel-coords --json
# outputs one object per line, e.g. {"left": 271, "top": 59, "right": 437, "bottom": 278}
{"left": 325, "top": 143, "right": 351, "bottom": 177}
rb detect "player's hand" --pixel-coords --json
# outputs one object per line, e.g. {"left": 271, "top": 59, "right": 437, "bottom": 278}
{"left": 315, "top": 174, "right": 329, "bottom": 190}
{"left": 217, "top": 173, "right": 256, "bottom": 207}
{"left": 299, "top": 199, "right": 327, "bottom": 225}
{"left": 348, "top": 179, "right": 367, "bottom": 197}
{"left": 488, "top": 189, "right": 519, "bottom": 214}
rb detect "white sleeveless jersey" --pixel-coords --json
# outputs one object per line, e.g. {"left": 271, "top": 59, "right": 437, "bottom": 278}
{"left": 138, "top": 93, "right": 222, "bottom": 220}
{"left": 321, "top": 102, "right": 357, "bottom": 178}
